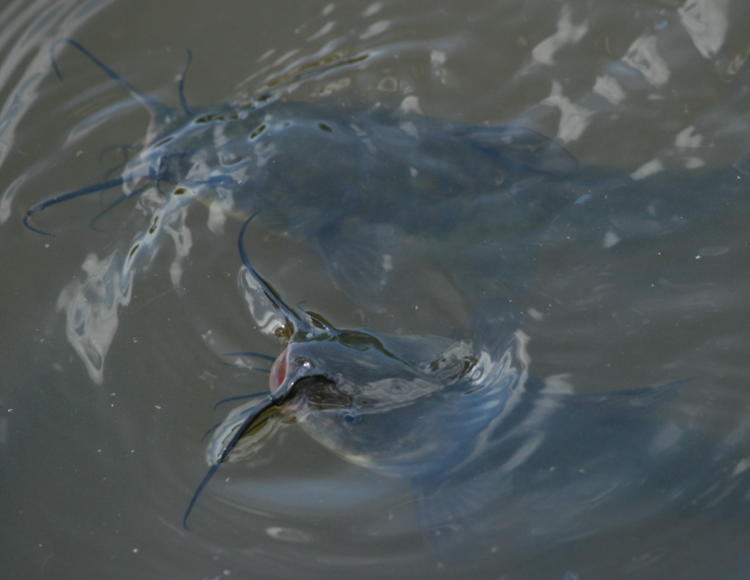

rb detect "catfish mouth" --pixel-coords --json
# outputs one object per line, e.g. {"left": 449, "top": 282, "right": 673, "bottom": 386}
{"left": 269, "top": 344, "right": 352, "bottom": 410}
{"left": 294, "top": 375, "right": 353, "bottom": 410}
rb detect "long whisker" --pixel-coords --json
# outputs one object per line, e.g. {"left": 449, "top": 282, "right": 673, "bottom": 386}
{"left": 214, "top": 392, "right": 269, "bottom": 409}
{"left": 200, "top": 421, "right": 223, "bottom": 442}
{"left": 184, "top": 344, "right": 307, "bottom": 528}
{"left": 51, "top": 38, "right": 169, "bottom": 118}
{"left": 89, "top": 183, "right": 150, "bottom": 232}
{"left": 99, "top": 144, "right": 139, "bottom": 179}
{"left": 183, "top": 394, "right": 276, "bottom": 529}
{"left": 223, "top": 351, "right": 276, "bottom": 361}
{"left": 24, "top": 177, "right": 125, "bottom": 236}
{"left": 238, "top": 214, "right": 309, "bottom": 332}
{"left": 182, "top": 463, "right": 220, "bottom": 531}
{"left": 216, "top": 395, "right": 276, "bottom": 464}
{"left": 178, "top": 49, "right": 194, "bottom": 116}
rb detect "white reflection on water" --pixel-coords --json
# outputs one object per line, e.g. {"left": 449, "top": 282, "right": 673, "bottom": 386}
{"left": 57, "top": 250, "right": 131, "bottom": 384}
{"left": 0, "top": 0, "right": 113, "bottom": 223}
{"left": 679, "top": 0, "right": 730, "bottom": 59}
{"left": 531, "top": 4, "right": 588, "bottom": 66}
{"left": 5, "top": 1, "right": 750, "bottom": 578}
{"left": 623, "top": 35, "right": 670, "bottom": 87}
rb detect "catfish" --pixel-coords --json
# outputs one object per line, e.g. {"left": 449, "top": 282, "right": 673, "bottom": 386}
{"left": 185, "top": 215, "right": 743, "bottom": 567}
{"left": 22, "top": 42, "right": 750, "bottom": 557}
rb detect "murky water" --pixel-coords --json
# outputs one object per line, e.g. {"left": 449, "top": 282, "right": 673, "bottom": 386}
{"left": 3, "top": 1, "right": 750, "bottom": 578}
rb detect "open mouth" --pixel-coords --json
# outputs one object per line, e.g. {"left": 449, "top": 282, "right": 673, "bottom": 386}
{"left": 291, "top": 375, "right": 352, "bottom": 410}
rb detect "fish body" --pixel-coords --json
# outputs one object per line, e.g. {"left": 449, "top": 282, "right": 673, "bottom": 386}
{"left": 27, "top": 43, "right": 748, "bottom": 326}
{"left": 31, "top": 83, "right": 748, "bottom": 339}
{"left": 26, "top": 43, "right": 581, "bottom": 317}
{"left": 207, "top": 312, "right": 732, "bottom": 560}
{"left": 29, "top": 88, "right": 748, "bottom": 328}
{"left": 25, "top": 44, "right": 750, "bottom": 552}
{"left": 198, "top": 214, "right": 737, "bottom": 554}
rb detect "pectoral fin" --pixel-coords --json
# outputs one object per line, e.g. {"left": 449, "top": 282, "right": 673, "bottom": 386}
{"left": 460, "top": 125, "right": 578, "bottom": 176}
{"left": 315, "top": 220, "right": 410, "bottom": 313}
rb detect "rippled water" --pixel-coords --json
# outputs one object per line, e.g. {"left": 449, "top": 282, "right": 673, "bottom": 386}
{"left": 3, "top": 1, "right": 750, "bottom": 578}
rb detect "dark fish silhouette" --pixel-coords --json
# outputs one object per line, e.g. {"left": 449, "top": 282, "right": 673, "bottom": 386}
{"left": 185, "top": 215, "right": 739, "bottom": 564}
{"left": 24, "top": 43, "right": 750, "bottom": 559}
{"left": 24, "top": 40, "right": 581, "bottom": 322}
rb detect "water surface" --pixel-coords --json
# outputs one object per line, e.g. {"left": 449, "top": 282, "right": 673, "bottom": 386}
{"left": 3, "top": 1, "right": 750, "bottom": 579}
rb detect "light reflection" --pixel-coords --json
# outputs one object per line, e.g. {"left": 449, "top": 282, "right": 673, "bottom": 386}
{"left": 531, "top": 5, "right": 588, "bottom": 66}
{"left": 623, "top": 35, "right": 670, "bottom": 87}
{"left": 679, "top": 0, "right": 730, "bottom": 59}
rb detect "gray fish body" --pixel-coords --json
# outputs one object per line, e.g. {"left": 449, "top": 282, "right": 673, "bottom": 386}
{"left": 123, "top": 99, "right": 585, "bottom": 324}
{"left": 135, "top": 99, "right": 747, "bottom": 312}
{"left": 30, "top": 78, "right": 748, "bottom": 328}
{"left": 26, "top": 44, "right": 750, "bottom": 551}
{"left": 255, "top": 329, "right": 742, "bottom": 561}
{"left": 137, "top": 100, "right": 746, "bottom": 538}
{"left": 206, "top": 318, "right": 746, "bottom": 566}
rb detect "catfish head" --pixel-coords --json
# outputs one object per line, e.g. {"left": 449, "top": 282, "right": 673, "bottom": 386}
{"left": 267, "top": 328, "right": 482, "bottom": 478}
{"left": 183, "top": 215, "right": 528, "bottom": 528}
{"left": 22, "top": 39, "right": 304, "bottom": 237}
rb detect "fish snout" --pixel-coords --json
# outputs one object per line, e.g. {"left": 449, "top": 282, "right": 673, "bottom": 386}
{"left": 268, "top": 344, "right": 320, "bottom": 399}
{"left": 269, "top": 343, "right": 348, "bottom": 410}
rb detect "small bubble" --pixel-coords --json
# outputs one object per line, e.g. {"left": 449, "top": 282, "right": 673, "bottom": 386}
{"left": 698, "top": 246, "right": 729, "bottom": 258}
{"left": 527, "top": 308, "right": 543, "bottom": 321}
{"left": 377, "top": 76, "right": 398, "bottom": 93}
{"left": 363, "top": 2, "right": 382, "bottom": 17}
{"left": 603, "top": 230, "right": 620, "bottom": 248}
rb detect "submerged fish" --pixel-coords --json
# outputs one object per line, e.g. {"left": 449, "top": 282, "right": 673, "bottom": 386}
{"left": 24, "top": 42, "right": 582, "bottom": 319}
{"left": 25, "top": 41, "right": 744, "bottom": 323}
{"left": 24, "top": 42, "right": 750, "bottom": 558}
{"left": 185, "top": 216, "right": 742, "bottom": 562}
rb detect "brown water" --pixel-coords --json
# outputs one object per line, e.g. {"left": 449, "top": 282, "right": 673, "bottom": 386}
{"left": 3, "top": 1, "right": 750, "bottom": 578}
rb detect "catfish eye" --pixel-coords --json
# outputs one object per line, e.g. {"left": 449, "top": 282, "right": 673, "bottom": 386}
{"left": 339, "top": 409, "right": 363, "bottom": 425}
{"left": 295, "top": 357, "right": 313, "bottom": 370}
